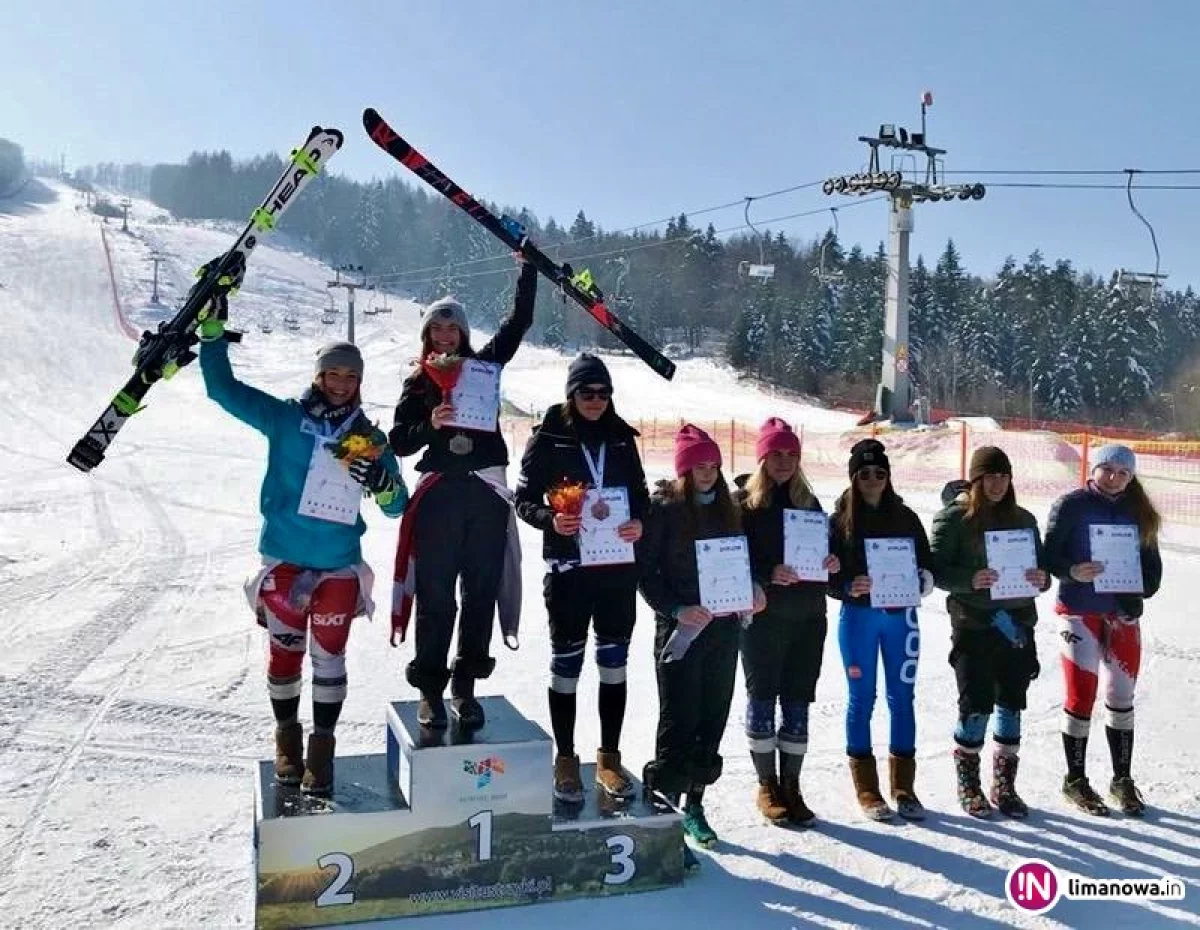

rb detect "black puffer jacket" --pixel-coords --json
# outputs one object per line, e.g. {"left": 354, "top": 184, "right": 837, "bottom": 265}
{"left": 735, "top": 474, "right": 830, "bottom": 611}
{"left": 389, "top": 263, "right": 536, "bottom": 475}
{"left": 638, "top": 480, "right": 742, "bottom": 620}
{"left": 514, "top": 402, "right": 648, "bottom": 564}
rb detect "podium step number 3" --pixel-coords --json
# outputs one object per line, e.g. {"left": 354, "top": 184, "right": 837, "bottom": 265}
{"left": 254, "top": 696, "right": 683, "bottom": 928}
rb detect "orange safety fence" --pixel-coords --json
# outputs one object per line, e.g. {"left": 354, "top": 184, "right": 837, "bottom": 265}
{"left": 501, "top": 417, "right": 1200, "bottom": 525}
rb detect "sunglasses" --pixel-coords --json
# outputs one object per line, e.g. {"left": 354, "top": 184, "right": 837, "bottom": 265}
{"left": 855, "top": 468, "right": 888, "bottom": 481}
{"left": 575, "top": 388, "right": 611, "bottom": 402}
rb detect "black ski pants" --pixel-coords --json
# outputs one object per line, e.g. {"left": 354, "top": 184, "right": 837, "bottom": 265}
{"left": 408, "top": 474, "right": 509, "bottom": 693}
{"left": 646, "top": 614, "right": 740, "bottom": 795}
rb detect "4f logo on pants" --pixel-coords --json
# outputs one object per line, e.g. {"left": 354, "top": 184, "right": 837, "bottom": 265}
{"left": 273, "top": 632, "right": 304, "bottom": 648}
{"left": 1061, "top": 631, "right": 1083, "bottom": 645}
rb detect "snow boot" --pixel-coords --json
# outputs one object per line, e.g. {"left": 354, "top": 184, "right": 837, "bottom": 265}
{"left": 889, "top": 754, "right": 926, "bottom": 821}
{"left": 274, "top": 721, "right": 304, "bottom": 786}
{"left": 954, "top": 749, "right": 993, "bottom": 819}
{"left": 450, "top": 674, "right": 485, "bottom": 729}
{"left": 301, "top": 733, "right": 335, "bottom": 797}
{"left": 755, "top": 776, "right": 790, "bottom": 826}
{"left": 596, "top": 749, "right": 635, "bottom": 799}
{"left": 553, "top": 754, "right": 584, "bottom": 803}
{"left": 418, "top": 691, "right": 447, "bottom": 729}
{"left": 991, "top": 751, "right": 1029, "bottom": 818}
{"left": 683, "top": 801, "right": 718, "bottom": 848}
{"left": 849, "top": 755, "right": 894, "bottom": 821}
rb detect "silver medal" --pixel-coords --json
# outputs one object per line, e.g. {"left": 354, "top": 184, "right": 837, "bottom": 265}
{"left": 448, "top": 433, "right": 473, "bottom": 455}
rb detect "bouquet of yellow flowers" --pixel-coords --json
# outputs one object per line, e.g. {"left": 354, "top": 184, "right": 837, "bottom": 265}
{"left": 326, "top": 420, "right": 388, "bottom": 467}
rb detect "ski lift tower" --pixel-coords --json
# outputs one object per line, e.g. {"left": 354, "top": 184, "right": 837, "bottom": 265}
{"left": 822, "top": 91, "right": 986, "bottom": 422}
{"left": 327, "top": 265, "right": 373, "bottom": 344}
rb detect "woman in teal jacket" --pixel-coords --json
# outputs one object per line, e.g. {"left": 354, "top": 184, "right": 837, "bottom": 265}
{"left": 200, "top": 323, "right": 406, "bottom": 797}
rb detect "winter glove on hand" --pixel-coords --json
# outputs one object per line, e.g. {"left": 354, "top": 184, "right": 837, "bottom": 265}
{"left": 348, "top": 457, "right": 394, "bottom": 495}
{"left": 920, "top": 569, "right": 935, "bottom": 598}
{"left": 990, "top": 609, "right": 1027, "bottom": 648}
{"left": 194, "top": 251, "right": 246, "bottom": 341}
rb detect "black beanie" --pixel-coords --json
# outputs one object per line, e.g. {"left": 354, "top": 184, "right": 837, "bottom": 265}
{"left": 969, "top": 446, "right": 1013, "bottom": 482}
{"left": 565, "top": 353, "right": 613, "bottom": 397}
{"left": 848, "top": 439, "right": 890, "bottom": 478}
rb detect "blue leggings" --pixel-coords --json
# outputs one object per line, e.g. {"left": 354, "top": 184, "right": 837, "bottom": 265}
{"left": 837, "top": 604, "right": 920, "bottom": 756}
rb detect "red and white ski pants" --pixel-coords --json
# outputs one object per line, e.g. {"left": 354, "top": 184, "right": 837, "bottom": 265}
{"left": 1058, "top": 609, "right": 1141, "bottom": 738}
{"left": 259, "top": 563, "right": 359, "bottom": 704}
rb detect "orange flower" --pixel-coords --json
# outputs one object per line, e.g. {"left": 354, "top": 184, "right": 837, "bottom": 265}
{"left": 548, "top": 479, "right": 587, "bottom": 516}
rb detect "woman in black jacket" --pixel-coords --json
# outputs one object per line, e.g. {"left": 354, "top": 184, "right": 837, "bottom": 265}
{"left": 389, "top": 257, "right": 536, "bottom": 730}
{"left": 639, "top": 424, "right": 765, "bottom": 849}
{"left": 515, "top": 354, "right": 649, "bottom": 803}
{"left": 830, "top": 439, "right": 935, "bottom": 821}
{"left": 737, "top": 417, "right": 838, "bottom": 827}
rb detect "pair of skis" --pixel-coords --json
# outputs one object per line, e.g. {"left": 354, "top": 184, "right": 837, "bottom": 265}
{"left": 67, "top": 126, "right": 345, "bottom": 472}
{"left": 70, "top": 112, "right": 672, "bottom": 471}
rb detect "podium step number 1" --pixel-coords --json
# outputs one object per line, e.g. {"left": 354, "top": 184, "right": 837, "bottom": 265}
{"left": 254, "top": 696, "right": 683, "bottom": 927}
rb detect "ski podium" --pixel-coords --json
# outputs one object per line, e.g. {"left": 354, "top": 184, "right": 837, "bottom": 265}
{"left": 253, "top": 696, "right": 684, "bottom": 927}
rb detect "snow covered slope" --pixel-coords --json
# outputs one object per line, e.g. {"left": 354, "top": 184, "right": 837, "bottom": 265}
{"left": 0, "top": 182, "right": 1197, "bottom": 929}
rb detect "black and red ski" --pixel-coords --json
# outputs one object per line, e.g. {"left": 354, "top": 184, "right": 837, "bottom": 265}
{"left": 362, "top": 107, "right": 675, "bottom": 380}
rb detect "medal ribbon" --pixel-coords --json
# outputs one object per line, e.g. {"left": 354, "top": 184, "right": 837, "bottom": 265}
{"left": 581, "top": 442, "right": 606, "bottom": 492}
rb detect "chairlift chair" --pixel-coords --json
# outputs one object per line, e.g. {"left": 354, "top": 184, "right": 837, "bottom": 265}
{"left": 813, "top": 207, "right": 845, "bottom": 285}
{"left": 738, "top": 197, "right": 775, "bottom": 282}
{"left": 1117, "top": 170, "right": 1168, "bottom": 304}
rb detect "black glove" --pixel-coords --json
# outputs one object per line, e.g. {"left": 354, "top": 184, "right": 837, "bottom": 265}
{"left": 348, "top": 457, "right": 393, "bottom": 495}
{"left": 191, "top": 251, "right": 246, "bottom": 325}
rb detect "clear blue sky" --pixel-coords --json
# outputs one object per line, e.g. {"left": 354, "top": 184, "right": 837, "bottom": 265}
{"left": 6, "top": 0, "right": 1200, "bottom": 287}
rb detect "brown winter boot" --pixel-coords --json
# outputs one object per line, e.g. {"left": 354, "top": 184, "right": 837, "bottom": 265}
{"left": 889, "top": 754, "right": 925, "bottom": 820}
{"left": 849, "top": 755, "right": 893, "bottom": 821}
{"left": 553, "top": 753, "right": 584, "bottom": 803}
{"left": 301, "top": 733, "right": 336, "bottom": 797}
{"left": 756, "top": 776, "right": 790, "bottom": 825}
{"left": 274, "top": 721, "right": 304, "bottom": 786}
{"left": 596, "top": 749, "right": 635, "bottom": 799}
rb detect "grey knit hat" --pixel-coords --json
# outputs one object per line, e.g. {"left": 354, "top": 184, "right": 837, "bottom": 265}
{"left": 314, "top": 341, "right": 363, "bottom": 378}
{"left": 421, "top": 296, "right": 471, "bottom": 344}
{"left": 1092, "top": 443, "right": 1137, "bottom": 476}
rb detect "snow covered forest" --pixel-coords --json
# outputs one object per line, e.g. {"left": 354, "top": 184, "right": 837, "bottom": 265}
{"left": 71, "top": 152, "right": 1200, "bottom": 432}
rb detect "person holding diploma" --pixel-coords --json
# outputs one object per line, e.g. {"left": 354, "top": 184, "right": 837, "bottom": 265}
{"left": 830, "top": 438, "right": 934, "bottom": 821}
{"left": 931, "top": 447, "right": 1050, "bottom": 819}
{"left": 198, "top": 263, "right": 406, "bottom": 797}
{"left": 736, "top": 417, "right": 838, "bottom": 826}
{"left": 389, "top": 255, "right": 537, "bottom": 730}
{"left": 639, "top": 425, "right": 765, "bottom": 848}
{"left": 514, "top": 353, "right": 649, "bottom": 803}
{"left": 1044, "top": 443, "right": 1162, "bottom": 816}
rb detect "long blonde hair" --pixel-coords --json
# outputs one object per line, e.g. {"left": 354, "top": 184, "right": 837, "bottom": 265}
{"left": 743, "top": 461, "right": 816, "bottom": 511}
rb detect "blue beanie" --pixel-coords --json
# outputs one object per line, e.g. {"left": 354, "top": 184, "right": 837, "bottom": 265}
{"left": 1092, "top": 443, "right": 1136, "bottom": 476}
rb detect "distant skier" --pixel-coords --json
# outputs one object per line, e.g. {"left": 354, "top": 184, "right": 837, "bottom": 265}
{"left": 515, "top": 353, "right": 649, "bottom": 803}
{"left": 829, "top": 439, "right": 935, "bottom": 821}
{"left": 196, "top": 258, "right": 406, "bottom": 797}
{"left": 389, "top": 254, "right": 536, "bottom": 730}
{"left": 735, "top": 418, "right": 838, "bottom": 826}
{"left": 1044, "top": 444, "right": 1163, "bottom": 816}
{"left": 639, "top": 424, "right": 766, "bottom": 849}
{"left": 931, "top": 447, "right": 1050, "bottom": 819}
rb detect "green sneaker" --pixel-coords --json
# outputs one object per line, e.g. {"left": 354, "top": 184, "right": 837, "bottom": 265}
{"left": 683, "top": 802, "right": 718, "bottom": 848}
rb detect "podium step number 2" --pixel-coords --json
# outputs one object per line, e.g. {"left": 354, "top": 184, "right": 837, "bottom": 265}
{"left": 254, "top": 696, "right": 683, "bottom": 928}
